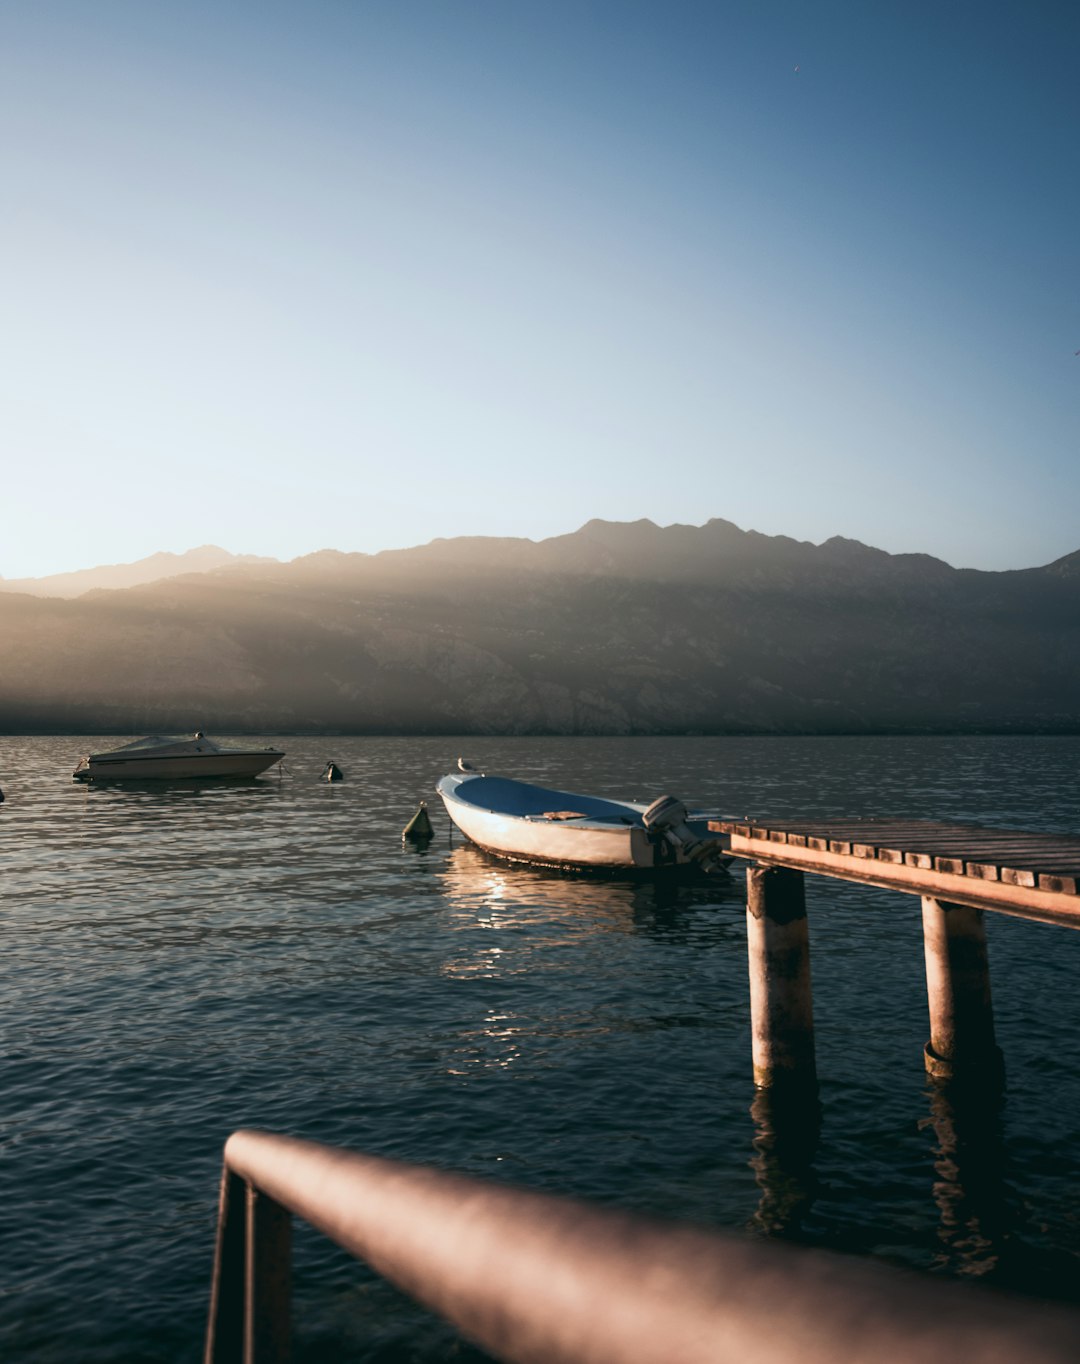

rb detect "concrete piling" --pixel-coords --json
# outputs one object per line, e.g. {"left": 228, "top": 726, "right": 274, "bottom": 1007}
{"left": 746, "top": 864, "right": 817, "bottom": 1093}
{"left": 921, "top": 897, "right": 1004, "bottom": 1086}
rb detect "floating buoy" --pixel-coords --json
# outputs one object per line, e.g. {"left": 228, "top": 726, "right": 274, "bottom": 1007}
{"left": 403, "top": 801, "right": 434, "bottom": 841}
{"left": 322, "top": 761, "right": 344, "bottom": 782}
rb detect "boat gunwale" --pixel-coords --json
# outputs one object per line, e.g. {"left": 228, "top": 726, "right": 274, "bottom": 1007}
{"left": 436, "top": 772, "right": 646, "bottom": 832}
{"left": 85, "top": 750, "right": 283, "bottom": 766}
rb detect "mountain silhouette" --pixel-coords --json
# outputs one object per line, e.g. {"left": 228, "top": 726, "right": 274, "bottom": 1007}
{"left": 0, "top": 545, "right": 277, "bottom": 598}
{"left": 1, "top": 519, "right": 1078, "bottom": 735}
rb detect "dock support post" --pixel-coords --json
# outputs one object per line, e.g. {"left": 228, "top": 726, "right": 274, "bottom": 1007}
{"left": 746, "top": 865, "right": 817, "bottom": 1092}
{"left": 921, "top": 897, "right": 1004, "bottom": 1086}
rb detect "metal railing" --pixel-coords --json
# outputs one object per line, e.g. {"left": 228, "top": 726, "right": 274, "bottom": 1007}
{"left": 205, "top": 1129, "right": 1080, "bottom": 1364}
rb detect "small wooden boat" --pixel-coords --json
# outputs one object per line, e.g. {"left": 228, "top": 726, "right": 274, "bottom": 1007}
{"left": 72, "top": 733, "right": 284, "bottom": 782}
{"left": 436, "top": 769, "right": 731, "bottom": 873}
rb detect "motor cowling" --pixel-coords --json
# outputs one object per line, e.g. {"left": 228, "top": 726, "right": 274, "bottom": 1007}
{"left": 642, "top": 794, "right": 727, "bottom": 871}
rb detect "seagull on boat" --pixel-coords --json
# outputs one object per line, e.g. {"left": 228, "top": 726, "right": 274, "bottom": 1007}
{"left": 458, "top": 757, "right": 480, "bottom": 773}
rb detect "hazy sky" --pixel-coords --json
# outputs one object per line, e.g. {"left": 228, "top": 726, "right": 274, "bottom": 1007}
{"left": 3, "top": 1, "right": 1078, "bottom": 577}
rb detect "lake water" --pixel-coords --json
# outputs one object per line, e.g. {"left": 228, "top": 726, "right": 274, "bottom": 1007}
{"left": 3, "top": 734, "right": 1080, "bottom": 1361}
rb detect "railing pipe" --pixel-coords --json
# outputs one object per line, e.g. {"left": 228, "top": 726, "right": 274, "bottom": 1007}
{"left": 207, "top": 1129, "right": 1080, "bottom": 1364}
{"left": 205, "top": 1163, "right": 291, "bottom": 1364}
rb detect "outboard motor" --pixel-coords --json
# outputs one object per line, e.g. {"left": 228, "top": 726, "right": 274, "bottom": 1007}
{"left": 642, "top": 795, "right": 727, "bottom": 871}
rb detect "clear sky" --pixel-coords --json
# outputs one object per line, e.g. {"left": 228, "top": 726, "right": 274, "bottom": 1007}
{"left": 3, "top": 0, "right": 1078, "bottom": 577}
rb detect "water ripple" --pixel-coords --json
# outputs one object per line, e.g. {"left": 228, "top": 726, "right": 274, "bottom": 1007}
{"left": 2, "top": 735, "right": 1080, "bottom": 1359}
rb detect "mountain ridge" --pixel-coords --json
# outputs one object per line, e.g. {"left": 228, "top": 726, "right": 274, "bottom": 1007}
{"left": 2, "top": 518, "right": 1078, "bottom": 736}
{"left": 0, "top": 545, "right": 278, "bottom": 598}
{"left": 3, "top": 520, "right": 1069, "bottom": 596}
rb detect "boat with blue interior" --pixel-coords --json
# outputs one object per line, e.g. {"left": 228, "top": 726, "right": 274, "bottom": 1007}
{"left": 436, "top": 766, "right": 730, "bottom": 873}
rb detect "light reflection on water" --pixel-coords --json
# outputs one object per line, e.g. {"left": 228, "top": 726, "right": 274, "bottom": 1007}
{"left": 2, "top": 734, "right": 1080, "bottom": 1361}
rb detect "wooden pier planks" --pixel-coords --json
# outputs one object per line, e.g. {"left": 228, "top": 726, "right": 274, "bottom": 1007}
{"left": 708, "top": 817, "right": 1080, "bottom": 928}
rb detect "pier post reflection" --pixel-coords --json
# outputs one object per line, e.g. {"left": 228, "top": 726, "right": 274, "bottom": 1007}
{"left": 748, "top": 1085, "right": 821, "bottom": 1237}
{"left": 922, "top": 1075, "right": 1012, "bottom": 1280}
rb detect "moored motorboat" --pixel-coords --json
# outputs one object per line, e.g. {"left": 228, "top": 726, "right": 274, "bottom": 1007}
{"left": 436, "top": 769, "right": 731, "bottom": 873}
{"left": 72, "top": 733, "right": 285, "bottom": 782}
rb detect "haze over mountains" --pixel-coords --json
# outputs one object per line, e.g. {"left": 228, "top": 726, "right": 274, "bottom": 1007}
{"left": 3, "top": 518, "right": 1079, "bottom": 735}
{"left": 0, "top": 546, "right": 276, "bottom": 597}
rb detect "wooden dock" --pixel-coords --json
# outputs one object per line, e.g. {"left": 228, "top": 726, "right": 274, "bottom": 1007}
{"left": 706, "top": 816, "right": 1080, "bottom": 1091}
{"left": 709, "top": 817, "right": 1080, "bottom": 928}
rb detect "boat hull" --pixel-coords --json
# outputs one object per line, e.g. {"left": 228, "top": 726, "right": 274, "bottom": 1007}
{"left": 436, "top": 773, "right": 725, "bottom": 873}
{"left": 73, "top": 751, "right": 283, "bottom": 781}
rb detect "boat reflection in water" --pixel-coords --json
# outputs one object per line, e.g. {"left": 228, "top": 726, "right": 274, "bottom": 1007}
{"left": 435, "top": 845, "right": 745, "bottom": 1085}
{"left": 438, "top": 843, "right": 743, "bottom": 946}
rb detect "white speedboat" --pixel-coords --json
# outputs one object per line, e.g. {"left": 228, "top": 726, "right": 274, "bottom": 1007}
{"left": 72, "top": 733, "right": 285, "bottom": 782}
{"left": 436, "top": 769, "right": 730, "bottom": 873}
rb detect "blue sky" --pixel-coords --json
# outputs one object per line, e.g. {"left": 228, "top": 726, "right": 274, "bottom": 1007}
{"left": 3, "top": 1, "right": 1078, "bottom": 577}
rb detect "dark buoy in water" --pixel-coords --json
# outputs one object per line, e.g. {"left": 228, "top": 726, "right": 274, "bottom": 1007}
{"left": 322, "top": 761, "right": 344, "bottom": 782}
{"left": 403, "top": 801, "right": 434, "bottom": 842}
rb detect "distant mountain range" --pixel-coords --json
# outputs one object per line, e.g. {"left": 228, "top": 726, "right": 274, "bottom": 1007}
{"left": 2, "top": 518, "right": 1079, "bottom": 734}
{"left": 0, "top": 545, "right": 277, "bottom": 597}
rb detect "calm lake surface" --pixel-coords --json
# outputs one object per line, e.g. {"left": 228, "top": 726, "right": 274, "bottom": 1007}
{"left": 3, "top": 734, "right": 1080, "bottom": 1361}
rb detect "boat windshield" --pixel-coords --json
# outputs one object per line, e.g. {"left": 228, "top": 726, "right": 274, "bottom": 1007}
{"left": 112, "top": 736, "right": 185, "bottom": 752}
{"left": 97, "top": 735, "right": 225, "bottom": 756}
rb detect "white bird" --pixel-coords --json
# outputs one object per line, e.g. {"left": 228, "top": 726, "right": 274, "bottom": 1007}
{"left": 458, "top": 757, "right": 479, "bottom": 773}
